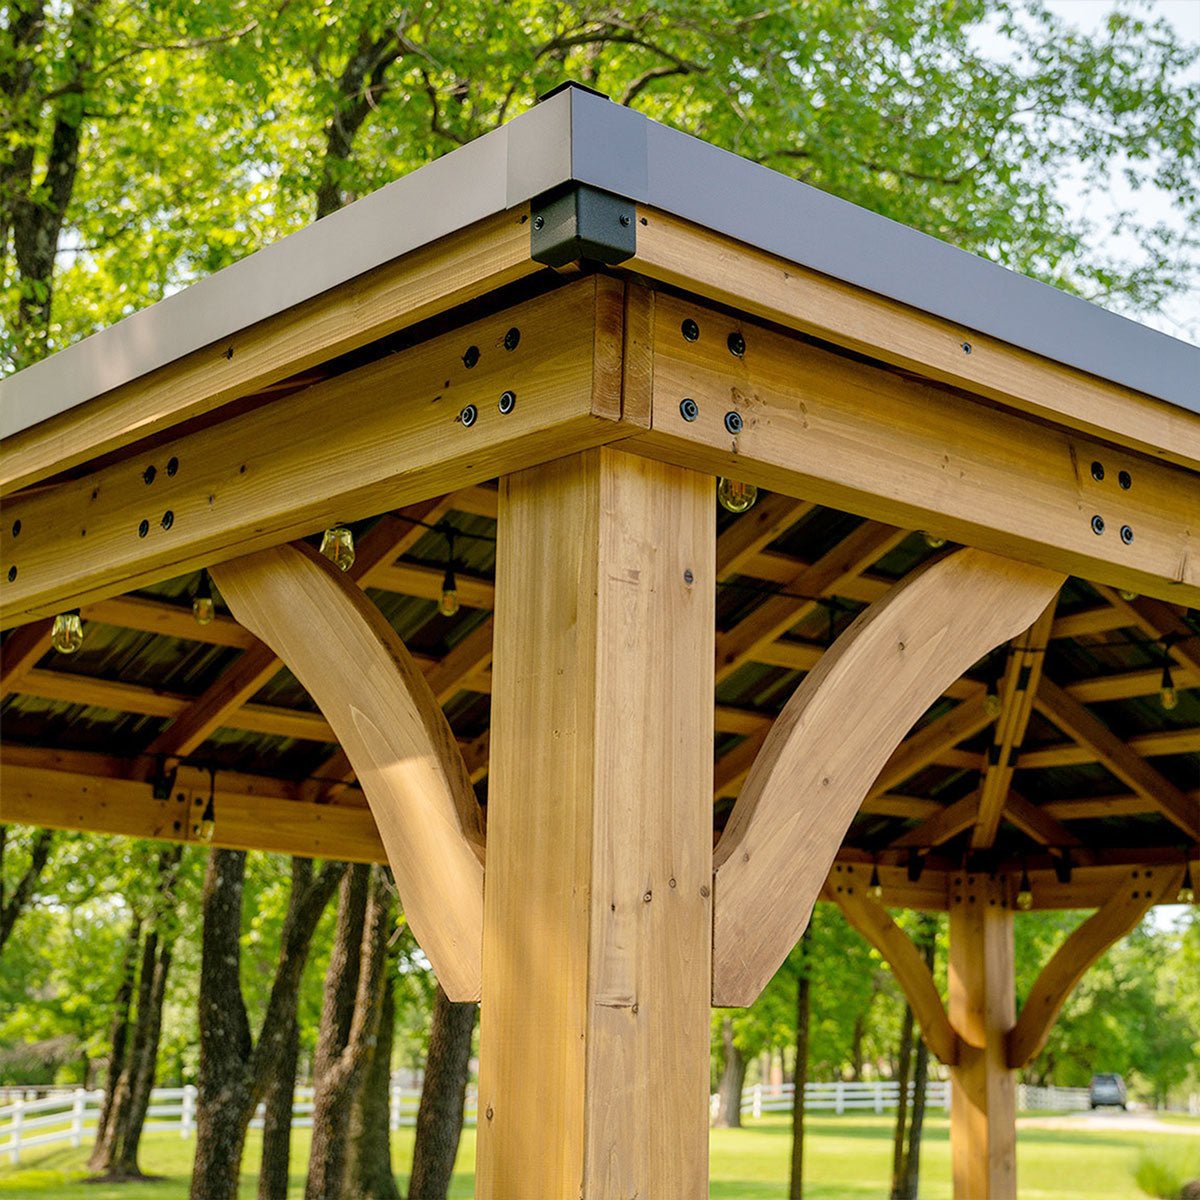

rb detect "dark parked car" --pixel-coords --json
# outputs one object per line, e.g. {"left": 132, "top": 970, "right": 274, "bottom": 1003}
{"left": 1089, "top": 1073, "right": 1127, "bottom": 1109}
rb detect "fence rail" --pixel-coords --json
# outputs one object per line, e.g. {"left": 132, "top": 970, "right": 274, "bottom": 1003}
{"left": 0, "top": 1078, "right": 1161, "bottom": 1165}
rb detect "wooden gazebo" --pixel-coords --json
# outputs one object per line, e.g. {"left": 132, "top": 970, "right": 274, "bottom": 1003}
{"left": 2, "top": 84, "right": 1197, "bottom": 1199}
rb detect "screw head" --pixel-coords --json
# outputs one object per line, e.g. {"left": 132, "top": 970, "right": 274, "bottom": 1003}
{"left": 681, "top": 318, "right": 700, "bottom": 342}
{"left": 11, "top": 520, "right": 20, "bottom": 537}
{"left": 138, "top": 519, "right": 150, "bottom": 538}
{"left": 1118, "top": 470, "right": 1132, "bottom": 490}
{"left": 619, "top": 214, "right": 631, "bottom": 227}
{"left": 503, "top": 327, "right": 520, "bottom": 351}
{"left": 533, "top": 215, "right": 544, "bottom": 230}
{"left": 1091, "top": 514, "right": 1105, "bottom": 536}
{"left": 679, "top": 398, "right": 699, "bottom": 422}
{"left": 683, "top": 568, "right": 694, "bottom": 585}
{"left": 498, "top": 390, "right": 516, "bottom": 415}
{"left": 6, "top": 565, "right": 15, "bottom": 582}
{"left": 161, "top": 510, "right": 174, "bottom": 530}
{"left": 1120, "top": 525, "right": 1134, "bottom": 544}
{"left": 462, "top": 345, "right": 480, "bottom": 369}
{"left": 460, "top": 404, "right": 478, "bottom": 428}
{"left": 143, "top": 465, "right": 157, "bottom": 485}
{"left": 724, "top": 410, "right": 744, "bottom": 435}
{"left": 961, "top": 341, "right": 972, "bottom": 354}
{"left": 167, "top": 456, "right": 179, "bottom": 476}
{"left": 727, "top": 331, "right": 746, "bottom": 357}
{"left": 1091, "top": 461, "right": 1105, "bottom": 481}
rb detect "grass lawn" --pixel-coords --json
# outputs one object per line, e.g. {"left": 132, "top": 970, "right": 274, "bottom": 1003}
{"left": 0, "top": 1114, "right": 1188, "bottom": 1197}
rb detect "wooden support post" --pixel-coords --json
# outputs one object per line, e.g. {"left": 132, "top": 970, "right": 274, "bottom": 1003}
{"left": 949, "top": 876, "right": 1016, "bottom": 1200}
{"left": 477, "top": 449, "right": 714, "bottom": 1200}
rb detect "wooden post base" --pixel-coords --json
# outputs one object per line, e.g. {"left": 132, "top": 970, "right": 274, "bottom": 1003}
{"left": 949, "top": 876, "right": 1016, "bottom": 1200}
{"left": 476, "top": 449, "right": 715, "bottom": 1199}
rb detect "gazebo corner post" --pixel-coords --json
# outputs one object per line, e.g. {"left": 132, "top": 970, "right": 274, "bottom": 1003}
{"left": 477, "top": 448, "right": 715, "bottom": 1200}
{"left": 948, "top": 875, "right": 1017, "bottom": 1200}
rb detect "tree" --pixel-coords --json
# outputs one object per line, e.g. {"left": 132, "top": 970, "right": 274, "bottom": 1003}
{"left": 0, "top": 826, "right": 54, "bottom": 951}
{"left": 347, "top": 967, "right": 402, "bottom": 1200}
{"left": 787, "top": 924, "right": 813, "bottom": 1200}
{"left": 191, "top": 849, "right": 344, "bottom": 1200}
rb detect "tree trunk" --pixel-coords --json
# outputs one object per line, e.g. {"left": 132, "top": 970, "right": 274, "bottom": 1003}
{"left": 890, "top": 1004, "right": 915, "bottom": 1200}
{"left": 407, "top": 984, "right": 476, "bottom": 1200}
{"left": 788, "top": 925, "right": 812, "bottom": 1200}
{"left": 850, "top": 1012, "right": 866, "bottom": 1081}
{"left": 259, "top": 858, "right": 316, "bottom": 1200}
{"left": 0, "top": 827, "right": 55, "bottom": 952}
{"left": 191, "top": 850, "right": 343, "bottom": 1200}
{"left": 348, "top": 969, "right": 402, "bottom": 1200}
{"left": 714, "top": 1018, "right": 746, "bottom": 1129}
{"left": 88, "top": 916, "right": 140, "bottom": 1168}
{"left": 191, "top": 849, "right": 256, "bottom": 1200}
{"left": 305, "top": 865, "right": 391, "bottom": 1200}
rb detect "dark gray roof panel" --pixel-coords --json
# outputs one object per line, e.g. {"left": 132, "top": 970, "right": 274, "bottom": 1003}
{"left": 3, "top": 85, "right": 1197, "bottom": 442}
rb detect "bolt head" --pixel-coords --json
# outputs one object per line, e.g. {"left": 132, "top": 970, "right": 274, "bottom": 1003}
{"left": 1120, "top": 525, "right": 1134, "bottom": 544}
{"left": 681, "top": 318, "right": 700, "bottom": 342}
{"left": 1091, "top": 514, "right": 1105, "bottom": 535}
{"left": 679, "top": 398, "right": 699, "bottom": 422}
{"left": 727, "top": 331, "right": 746, "bottom": 357}
{"left": 460, "top": 404, "right": 478, "bottom": 428}
{"left": 498, "top": 391, "right": 516, "bottom": 415}
{"left": 724, "top": 411, "right": 744, "bottom": 435}
{"left": 533, "top": 215, "right": 544, "bottom": 230}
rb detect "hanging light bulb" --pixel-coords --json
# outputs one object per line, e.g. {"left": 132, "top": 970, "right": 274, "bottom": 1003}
{"left": 1178, "top": 861, "right": 1195, "bottom": 905}
{"left": 1160, "top": 657, "right": 1178, "bottom": 712}
{"left": 984, "top": 683, "right": 1003, "bottom": 719}
{"left": 51, "top": 610, "right": 84, "bottom": 654}
{"left": 922, "top": 531, "right": 947, "bottom": 549}
{"left": 717, "top": 478, "right": 758, "bottom": 513}
{"left": 192, "top": 569, "right": 215, "bottom": 626}
{"left": 868, "top": 863, "right": 884, "bottom": 900}
{"left": 1017, "top": 866, "right": 1033, "bottom": 911}
{"left": 1118, "top": 590, "right": 1139, "bottom": 602}
{"left": 440, "top": 564, "right": 460, "bottom": 618}
{"left": 319, "top": 524, "right": 355, "bottom": 572}
{"left": 198, "top": 770, "right": 216, "bottom": 843}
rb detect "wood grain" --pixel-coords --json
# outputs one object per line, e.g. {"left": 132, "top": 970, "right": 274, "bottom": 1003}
{"left": 712, "top": 547, "right": 1064, "bottom": 1006}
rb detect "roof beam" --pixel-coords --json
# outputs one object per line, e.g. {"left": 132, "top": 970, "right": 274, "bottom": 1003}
{"left": 1, "top": 618, "right": 53, "bottom": 695}
{"left": 1034, "top": 678, "right": 1200, "bottom": 839}
{"left": 973, "top": 600, "right": 1057, "bottom": 848}
{"left": 632, "top": 291, "right": 1200, "bottom": 605}
{"left": 2, "top": 278, "right": 627, "bottom": 628}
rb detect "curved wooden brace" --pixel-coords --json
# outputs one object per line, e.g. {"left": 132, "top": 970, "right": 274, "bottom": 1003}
{"left": 833, "top": 887, "right": 961, "bottom": 1066}
{"left": 212, "top": 542, "right": 485, "bottom": 1000}
{"left": 1005, "top": 864, "right": 1181, "bottom": 1069}
{"left": 712, "top": 547, "right": 1064, "bottom": 1006}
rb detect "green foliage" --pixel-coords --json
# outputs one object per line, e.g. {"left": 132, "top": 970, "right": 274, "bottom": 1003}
{"left": 1134, "top": 1141, "right": 1200, "bottom": 1199}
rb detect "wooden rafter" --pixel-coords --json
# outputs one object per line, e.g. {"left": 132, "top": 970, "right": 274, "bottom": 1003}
{"left": 0, "top": 618, "right": 53, "bottom": 695}
{"left": 891, "top": 792, "right": 981, "bottom": 850}
{"left": 712, "top": 547, "right": 1064, "bottom": 1006}
{"left": 1034, "top": 678, "right": 1200, "bottom": 840}
{"left": 973, "top": 599, "right": 1058, "bottom": 849}
{"left": 213, "top": 540, "right": 485, "bottom": 1000}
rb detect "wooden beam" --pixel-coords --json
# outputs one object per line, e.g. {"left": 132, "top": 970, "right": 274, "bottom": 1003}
{"left": 973, "top": 600, "right": 1058, "bottom": 848}
{"left": 1050, "top": 606, "right": 1130, "bottom": 639}
{"left": 833, "top": 887, "right": 960, "bottom": 1065}
{"left": 0, "top": 209, "right": 538, "bottom": 497}
{"left": 1002, "top": 792, "right": 1081, "bottom": 849}
{"left": 1034, "top": 678, "right": 1200, "bottom": 840}
{"left": 632, "top": 209, "right": 1200, "bottom": 471}
{"left": 715, "top": 521, "right": 908, "bottom": 685}
{"left": 212, "top": 540, "right": 485, "bottom": 1000}
{"left": 715, "top": 494, "right": 815, "bottom": 578}
{"left": 1, "top": 618, "right": 52, "bottom": 694}
{"left": 633, "top": 291, "right": 1200, "bottom": 605}
{"left": 1019, "top": 726, "right": 1200, "bottom": 768}
{"left": 712, "top": 547, "right": 1064, "bottom": 1006}
{"left": 82, "top": 595, "right": 256, "bottom": 649}
{"left": 0, "top": 749, "right": 385, "bottom": 863}
{"left": 2, "top": 278, "right": 628, "bottom": 627}
{"left": 949, "top": 876, "right": 1016, "bottom": 1200}
{"left": 871, "top": 693, "right": 996, "bottom": 799}
{"left": 891, "top": 792, "right": 981, "bottom": 850}
{"left": 1006, "top": 866, "right": 1181, "bottom": 1068}
{"left": 477, "top": 450, "right": 714, "bottom": 1199}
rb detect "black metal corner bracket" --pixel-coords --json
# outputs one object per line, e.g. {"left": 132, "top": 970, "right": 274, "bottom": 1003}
{"left": 530, "top": 183, "right": 637, "bottom": 269}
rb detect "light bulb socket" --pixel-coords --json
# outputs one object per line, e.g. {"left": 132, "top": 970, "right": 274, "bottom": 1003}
{"left": 868, "top": 863, "right": 883, "bottom": 899}
{"left": 1017, "top": 867, "right": 1033, "bottom": 910}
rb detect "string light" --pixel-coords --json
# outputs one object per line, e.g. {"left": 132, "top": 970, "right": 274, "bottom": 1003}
{"left": 1017, "top": 865, "right": 1033, "bottom": 911}
{"left": 439, "top": 527, "right": 459, "bottom": 617}
{"left": 192, "top": 569, "right": 215, "bottom": 626}
{"left": 1160, "top": 656, "right": 1178, "bottom": 712}
{"left": 1118, "top": 590, "right": 1138, "bottom": 602}
{"left": 50, "top": 610, "right": 84, "bottom": 654}
{"left": 717, "top": 478, "right": 759, "bottom": 513}
{"left": 868, "top": 863, "right": 884, "bottom": 900}
{"left": 319, "top": 524, "right": 355, "bottom": 572}
{"left": 921, "top": 532, "right": 947, "bottom": 549}
{"left": 197, "top": 769, "right": 216, "bottom": 843}
{"left": 1179, "top": 861, "right": 1195, "bottom": 905}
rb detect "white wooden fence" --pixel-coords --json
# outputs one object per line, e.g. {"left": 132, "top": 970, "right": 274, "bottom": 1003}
{"left": 0, "top": 1085, "right": 478, "bottom": 1166}
{"left": 0, "top": 1078, "right": 1104, "bottom": 1166}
